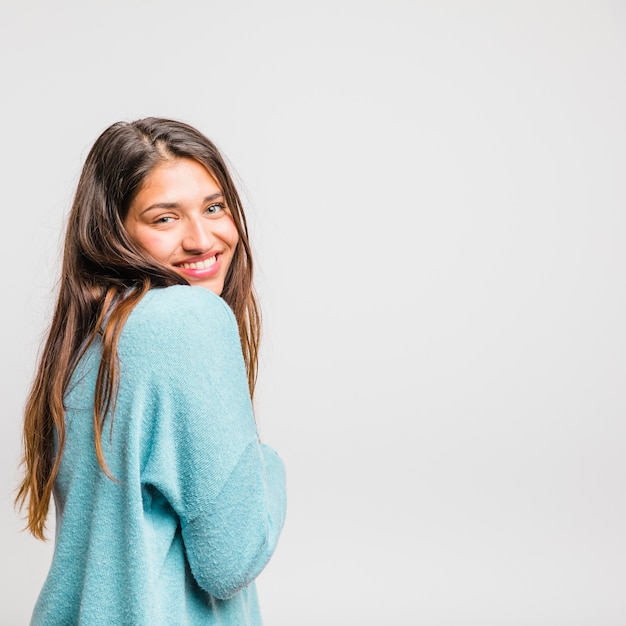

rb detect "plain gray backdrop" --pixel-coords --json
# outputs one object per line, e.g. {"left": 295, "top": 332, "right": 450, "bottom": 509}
{"left": 1, "top": 1, "right": 625, "bottom": 624}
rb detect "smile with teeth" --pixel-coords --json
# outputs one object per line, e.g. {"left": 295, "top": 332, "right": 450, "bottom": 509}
{"left": 178, "top": 255, "right": 217, "bottom": 270}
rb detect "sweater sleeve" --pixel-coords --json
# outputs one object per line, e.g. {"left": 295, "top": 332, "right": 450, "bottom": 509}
{"left": 131, "top": 286, "right": 287, "bottom": 599}
{"left": 183, "top": 442, "right": 286, "bottom": 599}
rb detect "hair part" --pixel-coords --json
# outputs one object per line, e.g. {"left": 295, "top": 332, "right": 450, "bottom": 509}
{"left": 15, "top": 118, "right": 261, "bottom": 539}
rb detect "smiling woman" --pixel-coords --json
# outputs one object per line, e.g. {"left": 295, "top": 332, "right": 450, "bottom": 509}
{"left": 14, "top": 118, "right": 286, "bottom": 626}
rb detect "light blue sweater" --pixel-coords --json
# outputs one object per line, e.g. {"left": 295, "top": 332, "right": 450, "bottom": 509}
{"left": 31, "top": 286, "right": 287, "bottom": 625}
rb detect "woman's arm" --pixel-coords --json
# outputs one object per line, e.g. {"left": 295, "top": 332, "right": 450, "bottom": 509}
{"left": 127, "top": 286, "right": 286, "bottom": 598}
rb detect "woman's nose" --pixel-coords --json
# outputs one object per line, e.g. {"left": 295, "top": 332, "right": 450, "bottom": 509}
{"left": 182, "top": 219, "right": 213, "bottom": 253}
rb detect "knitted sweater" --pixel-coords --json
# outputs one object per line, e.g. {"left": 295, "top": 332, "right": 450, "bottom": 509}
{"left": 31, "top": 285, "right": 287, "bottom": 625}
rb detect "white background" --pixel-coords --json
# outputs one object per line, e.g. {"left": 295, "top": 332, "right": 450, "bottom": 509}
{"left": 1, "top": 1, "right": 625, "bottom": 624}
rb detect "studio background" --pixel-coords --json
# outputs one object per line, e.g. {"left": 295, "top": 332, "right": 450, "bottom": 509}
{"left": 1, "top": 1, "right": 625, "bottom": 624}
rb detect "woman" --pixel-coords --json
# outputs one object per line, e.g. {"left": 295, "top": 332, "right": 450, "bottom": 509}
{"left": 15, "top": 118, "right": 287, "bottom": 625}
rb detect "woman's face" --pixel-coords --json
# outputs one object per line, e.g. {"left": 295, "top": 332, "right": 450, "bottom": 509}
{"left": 124, "top": 158, "right": 239, "bottom": 296}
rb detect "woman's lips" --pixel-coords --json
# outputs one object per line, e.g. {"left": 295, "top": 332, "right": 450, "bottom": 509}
{"left": 178, "top": 255, "right": 217, "bottom": 270}
{"left": 175, "top": 254, "right": 220, "bottom": 278}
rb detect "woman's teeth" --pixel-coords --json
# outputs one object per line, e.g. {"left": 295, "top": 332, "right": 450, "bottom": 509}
{"left": 179, "top": 256, "right": 216, "bottom": 270}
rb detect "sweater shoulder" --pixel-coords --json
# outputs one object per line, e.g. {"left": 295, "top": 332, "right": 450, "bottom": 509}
{"left": 114, "top": 285, "right": 241, "bottom": 369}
{"left": 135, "top": 285, "right": 234, "bottom": 321}
{"left": 129, "top": 285, "right": 234, "bottom": 330}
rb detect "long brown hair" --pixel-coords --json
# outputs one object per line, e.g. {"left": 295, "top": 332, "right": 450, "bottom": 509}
{"left": 15, "top": 118, "right": 261, "bottom": 539}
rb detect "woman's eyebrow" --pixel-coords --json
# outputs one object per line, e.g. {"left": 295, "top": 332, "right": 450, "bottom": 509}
{"left": 140, "top": 193, "right": 224, "bottom": 215}
{"left": 204, "top": 193, "right": 225, "bottom": 202}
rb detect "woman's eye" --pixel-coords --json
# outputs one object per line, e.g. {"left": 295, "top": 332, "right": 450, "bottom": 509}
{"left": 205, "top": 203, "right": 225, "bottom": 215}
{"left": 154, "top": 215, "right": 175, "bottom": 224}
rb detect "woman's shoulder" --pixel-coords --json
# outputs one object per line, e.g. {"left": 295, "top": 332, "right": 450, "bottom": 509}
{"left": 136, "top": 285, "right": 233, "bottom": 318}
{"left": 123, "top": 285, "right": 237, "bottom": 344}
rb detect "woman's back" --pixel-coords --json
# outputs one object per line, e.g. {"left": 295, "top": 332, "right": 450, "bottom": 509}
{"left": 32, "top": 286, "right": 286, "bottom": 625}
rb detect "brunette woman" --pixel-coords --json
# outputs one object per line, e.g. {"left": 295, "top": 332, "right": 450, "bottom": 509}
{"left": 16, "top": 118, "right": 286, "bottom": 625}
